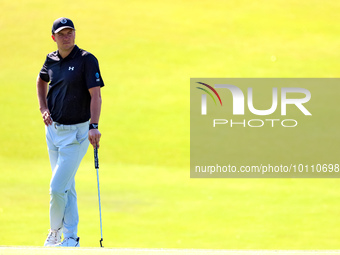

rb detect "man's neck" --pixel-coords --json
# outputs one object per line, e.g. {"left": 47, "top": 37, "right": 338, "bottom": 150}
{"left": 59, "top": 45, "right": 75, "bottom": 59}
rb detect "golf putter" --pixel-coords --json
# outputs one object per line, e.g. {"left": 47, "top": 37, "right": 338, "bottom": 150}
{"left": 94, "top": 145, "right": 104, "bottom": 247}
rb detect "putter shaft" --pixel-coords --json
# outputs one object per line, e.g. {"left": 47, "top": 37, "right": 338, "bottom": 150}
{"left": 94, "top": 146, "right": 104, "bottom": 247}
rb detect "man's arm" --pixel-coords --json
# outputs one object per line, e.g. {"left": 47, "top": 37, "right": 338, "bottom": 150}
{"left": 36, "top": 76, "right": 52, "bottom": 126}
{"left": 88, "top": 86, "right": 102, "bottom": 148}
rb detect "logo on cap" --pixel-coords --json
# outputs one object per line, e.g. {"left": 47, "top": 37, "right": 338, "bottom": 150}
{"left": 61, "top": 18, "right": 67, "bottom": 24}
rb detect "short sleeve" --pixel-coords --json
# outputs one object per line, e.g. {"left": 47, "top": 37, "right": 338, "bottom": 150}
{"left": 84, "top": 54, "right": 105, "bottom": 89}
{"left": 39, "top": 56, "right": 50, "bottom": 82}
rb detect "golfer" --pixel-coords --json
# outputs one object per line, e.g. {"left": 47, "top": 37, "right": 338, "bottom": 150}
{"left": 36, "top": 17, "right": 104, "bottom": 247}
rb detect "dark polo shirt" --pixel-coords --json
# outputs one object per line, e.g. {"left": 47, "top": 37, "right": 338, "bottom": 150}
{"left": 39, "top": 45, "right": 104, "bottom": 125}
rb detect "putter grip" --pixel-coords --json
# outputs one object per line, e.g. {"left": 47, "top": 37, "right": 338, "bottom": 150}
{"left": 94, "top": 147, "right": 99, "bottom": 169}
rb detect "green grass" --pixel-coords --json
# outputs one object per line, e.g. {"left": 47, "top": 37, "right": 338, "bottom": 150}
{"left": 1, "top": 0, "right": 340, "bottom": 250}
{"left": 0, "top": 247, "right": 339, "bottom": 255}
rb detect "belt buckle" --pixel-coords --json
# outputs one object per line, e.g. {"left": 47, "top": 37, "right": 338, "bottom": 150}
{"left": 54, "top": 122, "right": 61, "bottom": 129}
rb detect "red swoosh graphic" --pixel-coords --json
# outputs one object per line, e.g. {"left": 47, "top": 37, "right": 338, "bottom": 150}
{"left": 197, "top": 82, "right": 223, "bottom": 106}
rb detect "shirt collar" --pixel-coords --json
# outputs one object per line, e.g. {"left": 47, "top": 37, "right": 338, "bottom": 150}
{"left": 69, "top": 45, "right": 79, "bottom": 58}
{"left": 57, "top": 45, "right": 79, "bottom": 60}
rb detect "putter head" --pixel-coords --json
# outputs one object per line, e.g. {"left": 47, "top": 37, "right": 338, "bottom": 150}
{"left": 100, "top": 238, "right": 103, "bottom": 247}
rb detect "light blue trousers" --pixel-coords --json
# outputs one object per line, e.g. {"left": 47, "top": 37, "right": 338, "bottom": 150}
{"left": 45, "top": 121, "right": 89, "bottom": 239}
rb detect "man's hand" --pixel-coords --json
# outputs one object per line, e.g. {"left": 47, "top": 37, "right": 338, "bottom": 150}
{"left": 42, "top": 109, "right": 53, "bottom": 126}
{"left": 89, "top": 128, "right": 101, "bottom": 148}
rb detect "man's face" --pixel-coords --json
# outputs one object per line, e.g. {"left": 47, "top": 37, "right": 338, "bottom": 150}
{"left": 52, "top": 28, "right": 75, "bottom": 52}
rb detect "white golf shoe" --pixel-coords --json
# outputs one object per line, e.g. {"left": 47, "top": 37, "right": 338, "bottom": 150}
{"left": 56, "top": 237, "right": 80, "bottom": 247}
{"left": 44, "top": 228, "right": 62, "bottom": 246}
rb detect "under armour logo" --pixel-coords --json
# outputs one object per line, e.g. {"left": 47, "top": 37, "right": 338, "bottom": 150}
{"left": 69, "top": 66, "right": 74, "bottom": 71}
